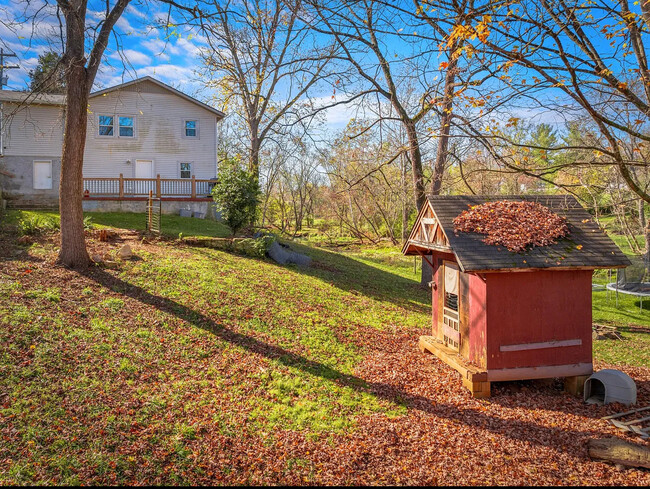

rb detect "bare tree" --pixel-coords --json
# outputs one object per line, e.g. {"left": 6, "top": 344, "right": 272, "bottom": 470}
{"left": 465, "top": 0, "right": 650, "bottom": 267}
{"left": 198, "top": 0, "right": 336, "bottom": 184}
{"left": 305, "top": 0, "right": 439, "bottom": 210}
{"left": 55, "top": 0, "right": 132, "bottom": 267}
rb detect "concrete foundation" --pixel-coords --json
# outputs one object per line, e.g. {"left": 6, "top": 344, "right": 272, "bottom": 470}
{"left": 0, "top": 155, "right": 61, "bottom": 207}
{"left": 82, "top": 199, "right": 221, "bottom": 219}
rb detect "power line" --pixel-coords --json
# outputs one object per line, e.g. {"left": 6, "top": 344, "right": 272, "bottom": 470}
{"left": 0, "top": 48, "right": 19, "bottom": 90}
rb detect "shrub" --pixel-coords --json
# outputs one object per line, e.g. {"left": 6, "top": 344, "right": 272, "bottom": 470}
{"left": 211, "top": 156, "right": 260, "bottom": 236}
{"left": 239, "top": 234, "right": 276, "bottom": 258}
{"left": 18, "top": 214, "right": 60, "bottom": 235}
{"left": 83, "top": 216, "right": 94, "bottom": 230}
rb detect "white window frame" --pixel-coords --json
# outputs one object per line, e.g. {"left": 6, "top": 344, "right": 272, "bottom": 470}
{"left": 97, "top": 114, "right": 136, "bottom": 138}
{"left": 179, "top": 161, "right": 193, "bottom": 179}
{"left": 118, "top": 115, "right": 136, "bottom": 138}
{"left": 33, "top": 160, "right": 53, "bottom": 189}
{"left": 183, "top": 119, "right": 200, "bottom": 139}
{"left": 97, "top": 114, "right": 115, "bottom": 137}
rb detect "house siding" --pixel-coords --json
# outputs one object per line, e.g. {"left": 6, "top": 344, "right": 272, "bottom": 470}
{"left": 2, "top": 103, "right": 64, "bottom": 157}
{"left": 84, "top": 84, "right": 218, "bottom": 180}
{"left": 0, "top": 80, "right": 220, "bottom": 206}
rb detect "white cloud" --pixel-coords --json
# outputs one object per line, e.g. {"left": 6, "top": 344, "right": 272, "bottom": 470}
{"left": 115, "top": 16, "right": 135, "bottom": 34}
{"left": 310, "top": 95, "right": 366, "bottom": 128}
{"left": 126, "top": 4, "right": 150, "bottom": 19}
{"left": 109, "top": 49, "right": 152, "bottom": 66}
{"left": 174, "top": 37, "right": 202, "bottom": 57}
{"left": 96, "top": 63, "right": 199, "bottom": 90}
{"left": 140, "top": 38, "right": 172, "bottom": 61}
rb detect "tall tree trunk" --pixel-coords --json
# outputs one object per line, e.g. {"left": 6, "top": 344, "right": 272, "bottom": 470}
{"left": 249, "top": 115, "right": 261, "bottom": 184}
{"left": 250, "top": 135, "right": 261, "bottom": 184}
{"left": 57, "top": 6, "right": 90, "bottom": 268}
{"left": 404, "top": 119, "right": 431, "bottom": 285}
{"left": 405, "top": 119, "right": 425, "bottom": 210}
{"left": 431, "top": 59, "right": 457, "bottom": 195}
{"left": 55, "top": 0, "right": 130, "bottom": 268}
{"left": 642, "top": 199, "right": 650, "bottom": 276}
{"left": 401, "top": 152, "right": 408, "bottom": 243}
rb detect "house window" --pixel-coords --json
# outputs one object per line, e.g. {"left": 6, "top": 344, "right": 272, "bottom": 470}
{"left": 184, "top": 120, "right": 199, "bottom": 138}
{"left": 119, "top": 116, "right": 134, "bottom": 137}
{"left": 180, "top": 162, "right": 192, "bottom": 179}
{"left": 98, "top": 115, "right": 114, "bottom": 136}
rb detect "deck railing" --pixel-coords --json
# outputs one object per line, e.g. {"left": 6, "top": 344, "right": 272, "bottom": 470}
{"left": 83, "top": 174, "right": 217, "bottom": 199}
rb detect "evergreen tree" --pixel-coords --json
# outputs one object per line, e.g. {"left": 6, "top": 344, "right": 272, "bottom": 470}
{"left": 29, "top": 51, "right": 66, "bottom": 94}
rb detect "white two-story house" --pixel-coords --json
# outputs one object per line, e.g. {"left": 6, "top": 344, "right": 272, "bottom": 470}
{"left": 0, "top": 76, "right": 225, "bottom": 214}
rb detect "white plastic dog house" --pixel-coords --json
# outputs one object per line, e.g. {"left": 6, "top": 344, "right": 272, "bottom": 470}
{"left": 584, "top": 369, "right": 637, "bottom": 405}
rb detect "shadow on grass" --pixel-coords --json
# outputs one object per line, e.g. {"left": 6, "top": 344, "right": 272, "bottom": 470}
{"left": 186, "top": 240, "right": 431, "bottom": 315}
{"left": 82, "top": 265, "right": 609, "bottom": 455}
{"left": 0, "top": 232, "right": 53, "bottom": 265}
{"left": 85, "top": 211, "right": 231, "bottom": 239}
{"left": 264, "top": 241, "right": 431, "bottom": 315}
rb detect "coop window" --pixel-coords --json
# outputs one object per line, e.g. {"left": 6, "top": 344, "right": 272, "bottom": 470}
{"left": 442, "top": 261, "right": 460, "bottom": 351}
{"left": 444, "top": 292, "right": 458, "bottom": 311}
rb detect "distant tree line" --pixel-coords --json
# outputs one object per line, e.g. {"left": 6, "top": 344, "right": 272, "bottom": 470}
{"left": 13, "top": 0, "right": 650, "bottom": 275}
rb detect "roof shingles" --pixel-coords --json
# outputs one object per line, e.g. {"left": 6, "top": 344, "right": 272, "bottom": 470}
{"left": 407, "top": 194, "right": 630, "bottom": 272}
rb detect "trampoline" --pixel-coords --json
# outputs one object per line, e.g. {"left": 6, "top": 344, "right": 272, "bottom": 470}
{"left": 606, "top": 262, "right": 650, "bottom": 311}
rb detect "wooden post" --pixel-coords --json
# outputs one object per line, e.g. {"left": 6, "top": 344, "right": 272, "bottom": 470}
{"left": 119, "top": 173, "right": 124, "bottom": 198}
{"left": 156, "top": 174, "right": 161, "bottom": 198}
{"left": 564, "top": 375, "right": 590, "bottom": 396}
{"left": 191, "top": 175, "right": 196, "bottom": 199}
{"left": 148, "top": 190, "right": 153, "bottom": 232}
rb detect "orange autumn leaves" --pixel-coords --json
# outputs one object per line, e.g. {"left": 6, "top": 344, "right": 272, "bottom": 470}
{"left": 453, "top": 201, "right": 570, "bottom": 253}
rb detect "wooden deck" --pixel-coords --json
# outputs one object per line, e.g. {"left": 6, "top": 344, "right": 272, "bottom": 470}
{"left": 83, "top": 174, "right": 217, "bottom": 200}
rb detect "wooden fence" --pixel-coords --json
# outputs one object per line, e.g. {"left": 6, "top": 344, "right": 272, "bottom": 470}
{"left": 83, "top": 174, "right": 217, "bottom": 199}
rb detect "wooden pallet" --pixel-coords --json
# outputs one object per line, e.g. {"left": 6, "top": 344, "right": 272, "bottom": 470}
{"left": 603, "top": 405, "right": 650, "bottom": 440}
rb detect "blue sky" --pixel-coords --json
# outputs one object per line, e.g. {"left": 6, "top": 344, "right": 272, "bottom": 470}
{"left": 0, "top": 1, "right": 208, "bottom": 95}
{"left": 0, "top": 0, "right": 358, "bottom": 129}
{"left": 2, "top": 0, "right": 631, "bottom": 133}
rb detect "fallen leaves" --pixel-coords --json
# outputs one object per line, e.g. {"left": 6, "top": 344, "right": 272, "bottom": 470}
{"left": 0, "top": 229, "right": 648, "bottom": 486}
{"left": 453, "top": 200, "right": 570, "bottom": 253}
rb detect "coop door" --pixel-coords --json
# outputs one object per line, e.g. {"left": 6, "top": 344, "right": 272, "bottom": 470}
{"left": 442, "top": 261, "right": 460, "bottom": 351}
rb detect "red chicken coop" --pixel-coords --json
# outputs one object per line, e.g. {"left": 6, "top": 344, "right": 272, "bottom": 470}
{"left": 402, "top": 195, "right": 630, "bottom": 398}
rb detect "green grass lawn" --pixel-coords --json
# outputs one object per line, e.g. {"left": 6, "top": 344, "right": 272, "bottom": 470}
{"left": 1, "top": 210, "right": 231, "bottom": 239}
{"left": 1, "top": 210, "right": 649, "bottom": 484}
{"left": 2, "top": 209, "right": 649, "bottom": 367}
{"left": 0, "top": 214, "right": 428, "bottom": 484}
{"left": 88, "top": 212, "right": 231, "bottom": 238}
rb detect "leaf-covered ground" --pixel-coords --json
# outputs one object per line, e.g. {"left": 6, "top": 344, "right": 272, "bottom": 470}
{"left": 1, "top": 228, "right": 649, "bottom": 485}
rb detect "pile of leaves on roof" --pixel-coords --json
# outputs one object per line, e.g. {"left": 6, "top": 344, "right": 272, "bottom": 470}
{"left": 452, "top": 200, "right": 570, "bottom": 253}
